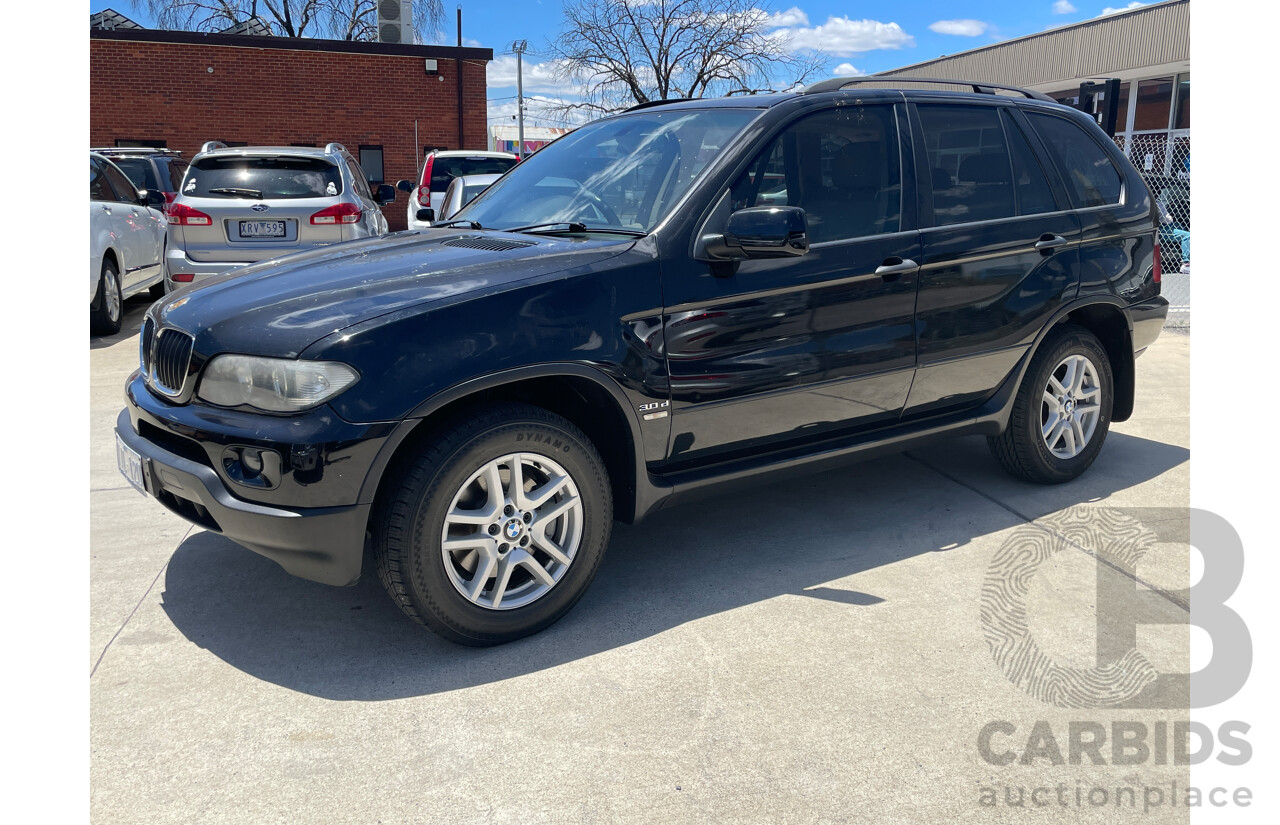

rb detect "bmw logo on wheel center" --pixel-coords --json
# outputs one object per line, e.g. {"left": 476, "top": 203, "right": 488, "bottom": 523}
{"left": 504, "top": 519, "right": 523, "bottom": 540}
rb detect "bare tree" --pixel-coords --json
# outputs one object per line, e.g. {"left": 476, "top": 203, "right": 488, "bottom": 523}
{"left": 547, "top": 0, "right": 821, "bottom": 115}
{"left": 130, "top": 1, "right": 444, "bottom": 42}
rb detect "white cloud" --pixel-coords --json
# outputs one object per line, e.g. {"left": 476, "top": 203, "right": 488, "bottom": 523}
{"left": 832, "top": 62, "right": 866, "bottom": 77}
{"left": 928, "top": 19, "right": 988, "bottom": 37}
{"left": 487, "top": 55, "right": 577, "bottom": 94}
{"left": 765, "top": 7, "right": 809, "bottom": 28}
{"left": 1052, "top": 1, "right": 1077, "bottom": 13}
{"left": 1101, "top": 2, "right": 1146, "bottom": 14}
{"left": 777, "top": 17, "right": 915, "bottom": 57}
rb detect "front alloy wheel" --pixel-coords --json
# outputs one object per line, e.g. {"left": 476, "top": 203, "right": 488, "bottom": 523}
{"left": 374, "top": 403, "right": 612, "bottom": 645}
{"left": 441, "top": 452, "right": 584, "bottom": 610}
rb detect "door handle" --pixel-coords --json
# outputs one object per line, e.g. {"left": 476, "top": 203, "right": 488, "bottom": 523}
{"left": 101, "top": 205, "right": 112, "bottom": 215}
{"left": 1034, "top": 234, "right": 1068, "bottom": 252}
{"left": 874, "top": 257, "right": 919, "bottom": 281}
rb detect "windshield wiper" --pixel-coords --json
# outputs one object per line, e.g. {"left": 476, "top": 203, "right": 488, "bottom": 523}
{"left": 433, "top": 219, "right": 484, "bottom": 229}
{"left": 507, "top": 222, "right": 645, "bottom": 237}
{"left": 207, "top": 187, "right": 264, "bottom": 199}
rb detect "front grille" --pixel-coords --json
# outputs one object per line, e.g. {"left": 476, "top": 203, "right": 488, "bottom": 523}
{"left": 152, "top": 328, "right": 194, "bottom": 396}
{"left": 442, "top": 236, "right": 535, "bottom": 252}
{"left": 140, "top": 317, "right": 155, "bottom": 375}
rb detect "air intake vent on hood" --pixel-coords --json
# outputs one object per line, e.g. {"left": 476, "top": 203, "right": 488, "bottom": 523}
{"left": 442, "top": 237, "right": 536, "bottom": 252}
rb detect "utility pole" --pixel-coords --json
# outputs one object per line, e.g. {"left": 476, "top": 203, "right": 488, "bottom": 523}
{"left": 511, "top": 40, "right": 528, "bottom": 159}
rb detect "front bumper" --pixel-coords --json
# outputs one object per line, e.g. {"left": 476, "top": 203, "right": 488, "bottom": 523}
{"left": 118, "top": 373, "right": 401, "bottom": 586}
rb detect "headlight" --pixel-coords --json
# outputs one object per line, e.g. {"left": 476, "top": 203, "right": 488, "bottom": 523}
{"left": 196, "top": 355, "right": 359, "bottom": 412}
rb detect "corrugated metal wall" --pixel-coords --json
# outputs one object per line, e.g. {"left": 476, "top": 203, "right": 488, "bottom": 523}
{"left": 877, "top": 0, "right": 1189, "bottom": 87}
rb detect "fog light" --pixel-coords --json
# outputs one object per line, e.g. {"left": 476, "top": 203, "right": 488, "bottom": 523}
{"left": 241, "top": 449, "right": 263, "bottom": 476}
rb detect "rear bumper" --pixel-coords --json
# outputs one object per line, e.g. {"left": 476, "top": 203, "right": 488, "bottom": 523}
{"left": 166, "top": 247, "right": 247, "bottom": 284}
{"left": 1128, "top": 295, "right": 1170, "bottom": 355}
{"left": 115, "top": 405, "right": 371, "bottom": 587}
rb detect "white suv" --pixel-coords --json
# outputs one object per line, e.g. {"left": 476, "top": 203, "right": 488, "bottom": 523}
{"left": 398, "top": 150, "right": 517, "bottom": 230}
{"left": 166, "top": 142, "right": 395, "bottom": 286}
{"left": 90, "top": 152, "right": 167, "bottom": 334}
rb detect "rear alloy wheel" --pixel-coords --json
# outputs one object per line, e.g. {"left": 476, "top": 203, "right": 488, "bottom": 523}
{"left": 374, "top": 403, "right": 612, "bottom": 645}
{"left": 91, "top": 259, "right": 123, "bottom": 336}
{"left": 989, "top": 324, "right": 1114, "bottom": 484}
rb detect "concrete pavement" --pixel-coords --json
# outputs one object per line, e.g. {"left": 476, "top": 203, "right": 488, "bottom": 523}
{"left": 91, "top": 296, "right": 1191, "bottom": 824}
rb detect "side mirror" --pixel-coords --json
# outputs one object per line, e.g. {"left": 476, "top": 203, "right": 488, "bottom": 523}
{"left": 416, "top": 207, "right": 436, "bottom": 224}
{"left": 143, "top": 189, "right": 166, "bottom": 208}
{"left": 396, "top": 179, "right": 415, "bottom": 193}
{"left": 375, "top": 184, "right": 397, "bottom": 205}
{"left": 705, "top": 206, "right": 809, "bottom": 260}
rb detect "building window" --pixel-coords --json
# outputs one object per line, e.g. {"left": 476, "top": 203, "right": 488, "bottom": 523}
{"left": 359, "top": 145, "right": 384, "bottom": 184}
{"left": 115, "top": 138, "right": 166, "bottom": 148}
{"left": 1173, "top": 73, "right": 1190, "bottom": 130}
{"left": 290, "top": 142, "right": 316, "bottom": 147}
{"left": 1133, "top": 77, "right": 1176, "bottom": 131}
{"left": 217, "top": 140, "right": 249, "bottom": 147}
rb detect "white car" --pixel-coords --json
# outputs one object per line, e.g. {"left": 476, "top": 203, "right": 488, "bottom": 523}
{"left": 432, "top": 174, "right": 502, "bottom": 225}
{"left": 90, "top": 152, "right": 167, "bottom": 335}
{"left": 399, "top": 150, "right": 517, "bottom": 230}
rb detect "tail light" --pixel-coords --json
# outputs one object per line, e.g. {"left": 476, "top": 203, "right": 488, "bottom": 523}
{"left": 417, "top": 155, "right": 436, "bottom": 205}
{"left": 310, "top": 203, "right": 362, "bottom": 224}
{"left": 163, "top": 191, "right": 177, "bottom": 204}
{"left": 167, "top": 203, "right": 212, "bottom": 226}
{"left": 1152, "top": 240, "right": 1162, "bottom": 285}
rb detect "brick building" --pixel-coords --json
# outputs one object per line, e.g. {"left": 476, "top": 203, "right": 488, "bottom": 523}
{"left": 90, "top": 26, "right": 492, "bottom": 230}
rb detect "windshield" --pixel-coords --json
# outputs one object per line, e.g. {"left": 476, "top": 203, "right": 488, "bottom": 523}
{"left": 182, "top": 156, "right": 344, "bottom": 199}
{"left": 456, "top": 108, "right": 761, "bottom": 234}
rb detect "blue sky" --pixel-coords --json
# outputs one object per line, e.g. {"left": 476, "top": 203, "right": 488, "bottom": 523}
{"left": 90, "top": 0, "right": 1155, "bottom": 128}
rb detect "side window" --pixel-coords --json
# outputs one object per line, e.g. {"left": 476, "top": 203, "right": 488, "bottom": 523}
{"left": 1025, "top": 112, "right": 1122, "bottom": 208}
{"left": 345, "top": 159, "right": 373, "bottom": 199}
{"left": 100, "top": 160, "right": 141, "bottom": 204}
{"left": 90, "top": 160, "right": 113, "bottom": 202}
{"left": 917, "top": 104, "right": 1014, "bottom": 226}
{"left": 1003, "top": 112, "right": 1059, "bottom": 215}
{"left": 730, "top": 105, "right": 901, "bottom": 244}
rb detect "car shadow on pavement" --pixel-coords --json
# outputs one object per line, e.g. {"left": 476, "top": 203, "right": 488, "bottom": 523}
{"left": 90, "top": 297, "right": 154, "bottom": 350}
{"left": 158, "top": 432, "right": 1187, "bottom": 701}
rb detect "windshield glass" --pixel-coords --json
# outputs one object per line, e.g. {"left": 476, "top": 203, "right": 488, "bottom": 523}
{"left": 456, "top": 108, "right": 761, "bottom": 234}
{"left": 183, "top": 156, "right": 344, "bottom": 199}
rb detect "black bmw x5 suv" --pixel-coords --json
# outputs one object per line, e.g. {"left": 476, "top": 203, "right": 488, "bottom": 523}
{"left": 116, "top": 79, "right": 1168, "bottom": 645}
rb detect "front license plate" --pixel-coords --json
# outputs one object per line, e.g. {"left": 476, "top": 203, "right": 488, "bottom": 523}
{"left": 116, "top": 433, "right": 147, "bottom": 496}
{"left": 239, "top": 220, "right": 286, "bottom": 238}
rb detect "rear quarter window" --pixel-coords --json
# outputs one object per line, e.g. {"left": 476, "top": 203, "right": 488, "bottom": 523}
{"left": 1025, "top": 112, "right": 1122, "bottom": 208}
{"left": 111, "top": 157, "right": 160, "bottom": 192}
{"left": 184, "top": 156, "right": 343, "bottom": 199}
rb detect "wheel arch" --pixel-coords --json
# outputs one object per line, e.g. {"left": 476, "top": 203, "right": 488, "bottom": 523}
{"left": 1050, "top": 299, "right": 1135, "bottom": 422}
{"left": 360, "top": 364, "right": 649, "bottom": 532}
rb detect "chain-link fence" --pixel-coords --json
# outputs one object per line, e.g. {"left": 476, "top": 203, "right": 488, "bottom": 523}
{"left": 1116, "top": 132, "right": 1190, "bottom": 330}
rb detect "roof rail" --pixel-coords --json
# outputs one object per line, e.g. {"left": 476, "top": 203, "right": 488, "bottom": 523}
{"left": 200, "top": 140, "right": 228, "bottom": 153}
{"left": 803, "top": 76, "right": 1055, "bottom": 102}
{"left": 90, "top": 146, "right": 181, "bottom": 155}
{"left": 324, "top": 142, "right": 347, "bottom": 155}
{"left": 623, "top": 98, "right": 696, "bottom": 113}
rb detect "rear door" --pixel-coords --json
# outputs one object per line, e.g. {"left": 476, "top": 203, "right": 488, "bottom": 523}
{"left": 663, "top": 103, "right": 920, "bottom": 467}
{"left": 178, "top": 154, "right": 348, "bottom": 263}
{"left": 903, "top": 101, "right": 1080, "bottom": 417}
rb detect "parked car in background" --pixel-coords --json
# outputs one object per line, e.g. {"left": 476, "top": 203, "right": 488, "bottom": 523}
{"left": 165, "top": 141, "right": 395, "bottom": 286}
{"left": 428, "top": 173, "right": 501, "bottom": 224}
{"left": 91, "top": 147, "right": 189, "bottom": 210}
{"left": 90, "top": 152, "right": 167, "bottom": 334}
{"left": 118, "top": 80, "right": 1167, "bottom": 645}
{"left": 400, "top": 150, "right": 516, "bottom": 230}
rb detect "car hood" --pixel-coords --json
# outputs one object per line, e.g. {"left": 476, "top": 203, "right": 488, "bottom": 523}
{"left": 153, "top": 231, "right": 634, "bottom": 357}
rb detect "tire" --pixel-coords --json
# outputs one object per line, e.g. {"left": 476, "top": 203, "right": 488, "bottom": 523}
{"left": 91, "top": 258, "right": 123, "bottom": 336}
{"left": 373, "top": 402, "right": 613, "bottom": 645}
{"left": 988, "top": 324, "right": 1114, "bottom": 484}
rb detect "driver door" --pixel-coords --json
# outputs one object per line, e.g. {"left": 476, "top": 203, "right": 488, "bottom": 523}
{"left": 662, "top": 103, "right": 921, "bottom": 467}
